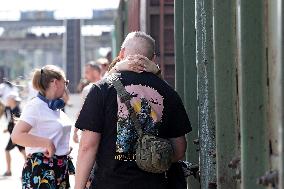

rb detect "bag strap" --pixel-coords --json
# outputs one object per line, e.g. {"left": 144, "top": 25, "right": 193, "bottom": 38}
{"left": 107, "top": 74, "right": 143, "bottom": 138}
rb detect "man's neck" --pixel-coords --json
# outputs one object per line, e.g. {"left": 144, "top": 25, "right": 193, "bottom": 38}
{"left": 90, "top": 78, "right": 101, "bottom": 84}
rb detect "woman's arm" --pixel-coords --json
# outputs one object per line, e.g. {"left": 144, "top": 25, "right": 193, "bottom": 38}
{"left": 11, "top": 120, "right": 55, "bottom": 157}
{"left": 107, "top": 55, "right": 161, "bottom": 76}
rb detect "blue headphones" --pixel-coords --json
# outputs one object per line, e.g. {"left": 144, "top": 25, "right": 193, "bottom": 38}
{"left": 37, "top": 93, "right": 65, "bottom": 111}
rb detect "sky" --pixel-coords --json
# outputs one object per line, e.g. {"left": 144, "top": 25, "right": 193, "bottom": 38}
{"left": 0, "top": 0, "right": 120, "bottom": 20}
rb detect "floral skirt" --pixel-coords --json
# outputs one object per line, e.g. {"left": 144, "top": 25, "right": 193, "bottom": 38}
{"left": 22, "top": 153, "right": 75, "bottom": 189}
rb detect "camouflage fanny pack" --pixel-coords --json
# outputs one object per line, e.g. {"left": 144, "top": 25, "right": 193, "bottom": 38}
{"left": 135, "top": 133, "right": 173, "bottom": 173}
{"left": 107, "top": 74, "right": 173, "bottom": 173}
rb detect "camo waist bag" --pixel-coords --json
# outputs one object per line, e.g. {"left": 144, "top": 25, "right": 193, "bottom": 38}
{"left": 136, "top": 133, "right": 173, "bottom": 173}
{"left": 108, "top": 74, "right": 173, "bottom": 173}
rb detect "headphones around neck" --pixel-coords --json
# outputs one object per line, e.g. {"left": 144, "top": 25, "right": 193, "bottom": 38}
{"left": 37, "top": 93, "right": 65, "bottom": 111}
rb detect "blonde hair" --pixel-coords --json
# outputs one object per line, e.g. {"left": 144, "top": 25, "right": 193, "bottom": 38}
{"left": 32, "top": 65, "right": 65, "bottom": 94}
{"left": 121, "top": 31, "right": 155, "bottom": 59}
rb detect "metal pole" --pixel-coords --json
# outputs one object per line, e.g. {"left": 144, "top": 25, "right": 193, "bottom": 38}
{"left": 213, "top": 0, "right": 238, "bottom": 188}
{"left": 183, "top": 0, "right": 200, "bottom": 188}
{"left": 279, "top": 0, "right": 284, "bottom": 188}
{"left": 237, "top": 0, "right": 269, "bottom": 188}
{"left": 267, "top": 0, "right": 283, "bottom": 187}
{"left": 196, "top": 0, "right": 217, "bottom": 188}
{"left": 174, "top": 0, "right": 184, "bottom": 100}
{"left": 64, "top": 19, "right": 82, "bottom": 93}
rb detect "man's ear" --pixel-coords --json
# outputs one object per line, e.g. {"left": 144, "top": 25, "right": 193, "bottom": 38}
{"left": 119, "top": 48, "right": 125, "bottom": 59}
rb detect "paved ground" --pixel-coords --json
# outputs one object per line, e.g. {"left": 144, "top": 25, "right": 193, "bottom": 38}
{"left": 0, "top": 94, "right": 82, "bottom": 188}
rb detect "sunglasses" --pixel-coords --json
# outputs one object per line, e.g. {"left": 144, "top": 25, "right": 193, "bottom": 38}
{"left": 64, "top": 80, "right": 69, "bottom": 86}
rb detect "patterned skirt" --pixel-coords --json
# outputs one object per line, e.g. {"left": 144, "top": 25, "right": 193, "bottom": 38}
{"left": 22, "top": 152, "right": 75, "bottom": 189}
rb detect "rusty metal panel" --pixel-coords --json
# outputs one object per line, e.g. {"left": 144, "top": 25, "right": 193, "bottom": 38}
{"left": 164, "top": 15, "right": 174, "bottom": 54}
{"left": 159, "top": 0, "right": 165, "bottom": 81}
{"left": 237, "top": 0, "right": 270, "bottom": 188}
{"left": 183, "top": 0, "right": 200, "bottom": 188}
{"left": 114, "top": 0, "right": 128, "bottom": 56}
{"left": 268, "top": 0, "right": 281, "bottom": 175}
{"left": 196, "top": 0, "right": 217, "bottom": 188}
{"left": 127, "top": 0, "right": 140, "bottom": 32}
{"left": 174, "top": 0, "right": 184, "bottom": 100}
{"left": 268, "top": 0, "right": 284, "bottom": 188}
{"left": 150, "top": 0, "right": 173, "bottom": 6}
{"left": 213, "top": 0, "right": 239, "bottom": 188}
{"left": 144, "top": 0, "right": 175, "bottom": 87}
{"left": 281, "top": 0, "right": 284, "bottom": 187}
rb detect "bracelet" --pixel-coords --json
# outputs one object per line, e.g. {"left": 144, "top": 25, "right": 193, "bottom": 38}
{"left": 155, "top": 64, "right": 161, "bottom": 75}
{"left": 155, "top": 69, "right": 161, "bottom": 75}
{"left": 114, "top": 65, "right": 120, "bottom": 72}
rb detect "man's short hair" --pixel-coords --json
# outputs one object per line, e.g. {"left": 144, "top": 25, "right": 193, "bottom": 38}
{"left": 121, "top": 31, "right": 156, "bottom": 59}
{"left": 86, "top": 61, "right": 101, "bottom": 73}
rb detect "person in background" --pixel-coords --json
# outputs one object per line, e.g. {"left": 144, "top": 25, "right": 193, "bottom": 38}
{"left": 11, "top": 65, "right": 75, "bottom": 189}
{"left": 2, "top": 91, "right": 26, "bottom": 176}
{"left": 76, "top": 79, "right": 89, "bottom": 94}
{"left": 27, "top": 79, "right": 38, "bottom": 101}
{"left": 81, "top": 62, "right": 102, "bottom": 101}
{"left": 106, "top": 50, "right": 112, "bottom": 66}
{"left": 96, "top": 58, "right": 110, "bottom": 78}
{"left": 0, "top": 79, "right": 19, "bottom": 105}
{"left": 62, "top": 88, "right": 70, "bottom": 113}
{"left": 73, "top": 61, "right": 102, "bottom": 143}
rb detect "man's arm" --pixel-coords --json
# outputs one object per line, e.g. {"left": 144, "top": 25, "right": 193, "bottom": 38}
{"left": 73, "top": 89, "right": 89, "bottom": 143}
{"left": 169, "top": 136, "right": 187, "bottom": 162}
{"left": 75, "top": 130, "right": 101, "bottom": 189}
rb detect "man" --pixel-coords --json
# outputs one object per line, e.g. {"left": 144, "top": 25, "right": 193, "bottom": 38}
{"left": 73, "top": 61, "right": 101, "bottom": 143}
{"left": 75, "top": 31, "right": 192, "bottom": 189}
{"left": 81, "top": 61, "right": 102, "bottom": 100}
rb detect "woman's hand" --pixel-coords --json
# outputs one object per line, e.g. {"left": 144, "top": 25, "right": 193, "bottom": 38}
{"left": 44, "top": 139, "right": 56, "bottom": 158}
{"left": 113, "top": 55, "right": 160, "bottom": 74}
{"left": 73, "top": 129, "right": 79, "bottom": 143}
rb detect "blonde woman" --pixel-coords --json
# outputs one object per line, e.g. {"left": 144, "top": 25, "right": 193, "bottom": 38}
{"left": 12, "top": 65, "right": 74, "bottom": 189}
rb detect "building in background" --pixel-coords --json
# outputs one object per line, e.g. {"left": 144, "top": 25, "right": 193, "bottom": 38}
{"left": 0, "top": 10, "right": 115, "bottom": 92}
{"left": 113, "top": 0, "right": 175, "bottom": 87}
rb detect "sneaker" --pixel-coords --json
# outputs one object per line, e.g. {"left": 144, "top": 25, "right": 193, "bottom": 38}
{"left": 3, "top": 172, "right": 12, "bottom": 176}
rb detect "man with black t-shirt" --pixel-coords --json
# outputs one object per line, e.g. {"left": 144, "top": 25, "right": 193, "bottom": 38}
{"left": 74, "top": 31, "right": 192, "bottom": 189}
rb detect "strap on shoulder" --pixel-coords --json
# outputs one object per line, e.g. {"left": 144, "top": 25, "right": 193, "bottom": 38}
{"left": 106, "top": 74, "right": 143, "bottom": 137}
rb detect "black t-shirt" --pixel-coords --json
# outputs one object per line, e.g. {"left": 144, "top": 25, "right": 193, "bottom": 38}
{"left": 76, "top": 71, "right": 192, "bottom": 189}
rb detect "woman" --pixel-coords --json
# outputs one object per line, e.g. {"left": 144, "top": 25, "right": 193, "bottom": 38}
{"left": 11, "top": 65, "right": 75, "bottom": 189}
